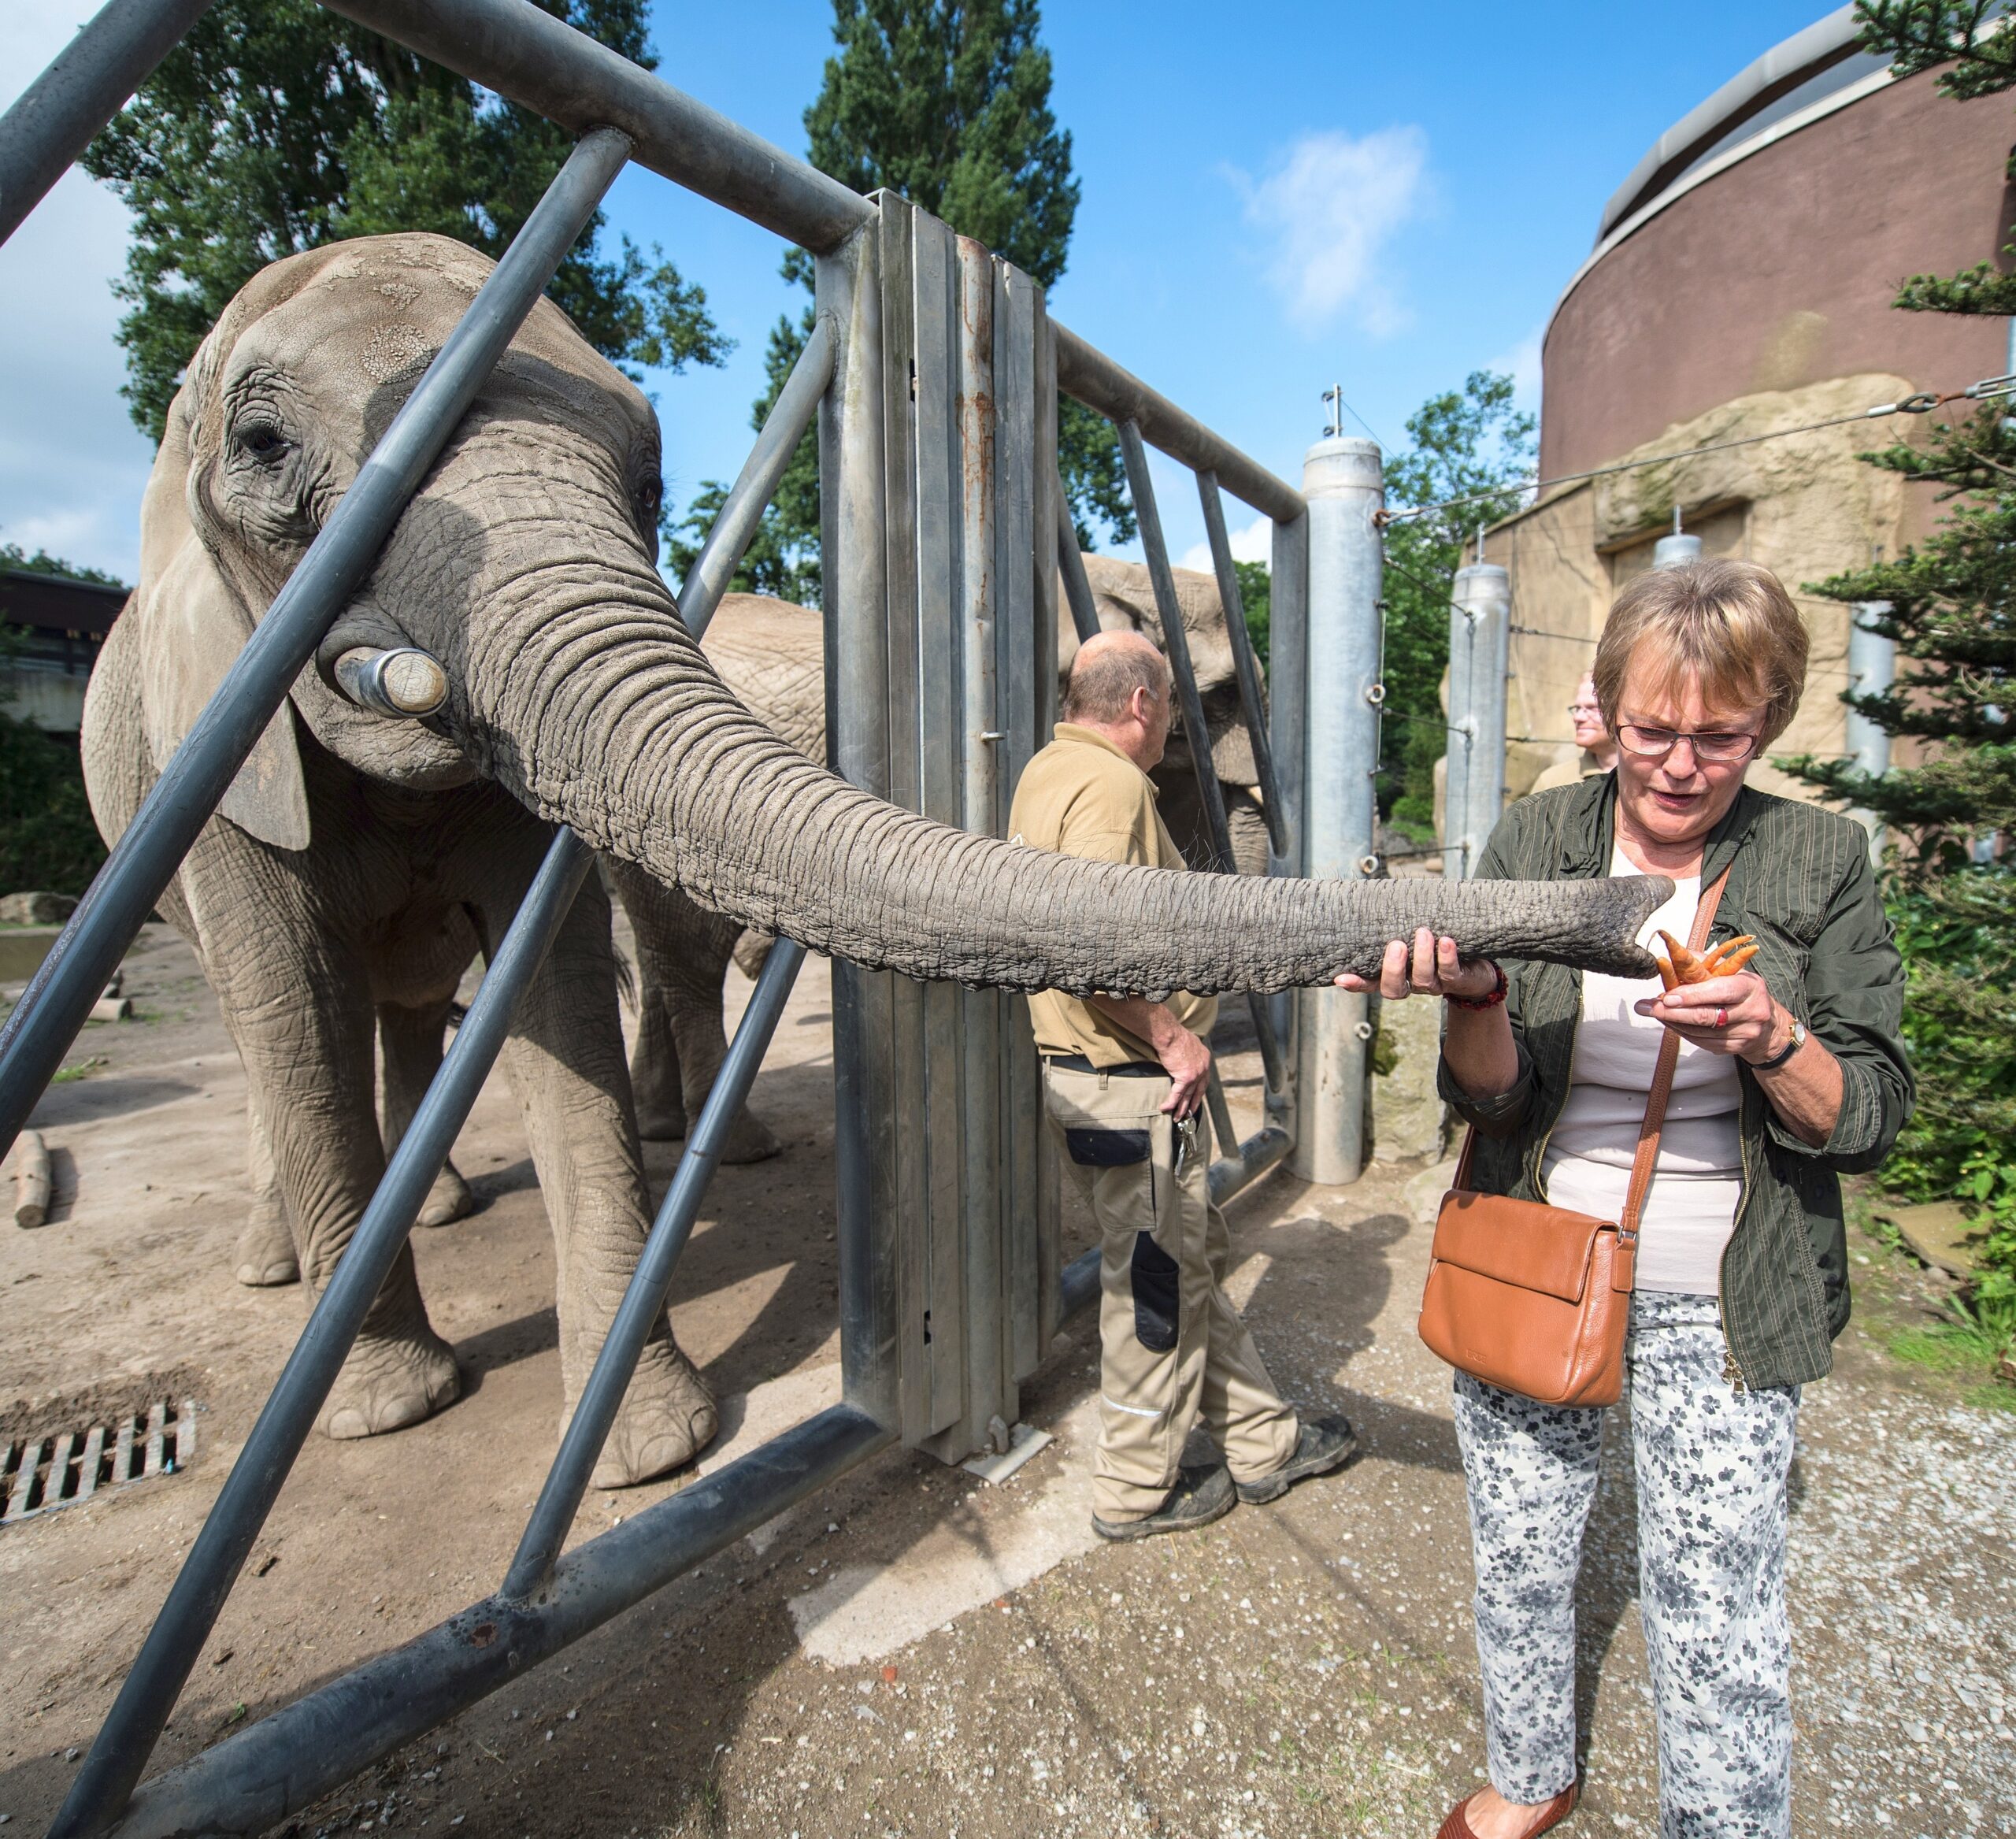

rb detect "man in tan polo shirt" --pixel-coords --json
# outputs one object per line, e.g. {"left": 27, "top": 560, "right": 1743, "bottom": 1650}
{"left": 1010, "top": 629, "right": 1354, "bottom": 1541}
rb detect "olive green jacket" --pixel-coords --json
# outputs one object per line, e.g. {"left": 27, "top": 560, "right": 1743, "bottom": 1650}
{"left": 1436, "top": 773, "right": 1912, "bottom": 1389}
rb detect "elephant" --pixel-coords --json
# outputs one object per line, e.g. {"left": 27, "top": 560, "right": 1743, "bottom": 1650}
{"left": 617, "top": 558, "right": 1269, "bottom": 1165}
{"left": 82, "top": 232, "right": 1662, "bottom": 1467}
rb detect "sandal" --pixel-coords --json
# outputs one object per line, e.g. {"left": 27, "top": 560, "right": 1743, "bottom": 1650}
{"left": 1436, "top": 1782, "right": 1577, "bottom": 1839}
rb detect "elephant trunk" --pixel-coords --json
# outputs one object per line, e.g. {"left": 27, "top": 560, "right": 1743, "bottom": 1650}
{"left": 458, "top": 554, "right": 1666, "bottom": 992}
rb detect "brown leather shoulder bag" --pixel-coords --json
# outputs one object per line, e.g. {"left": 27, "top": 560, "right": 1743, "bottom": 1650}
{"left": 1417, "top": 869, "right": 1727, "bottom": 1407}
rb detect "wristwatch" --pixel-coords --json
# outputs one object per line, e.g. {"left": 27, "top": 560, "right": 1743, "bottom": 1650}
{"left": 1750, "top": 1015, "right": 1807, "bottom": 1072}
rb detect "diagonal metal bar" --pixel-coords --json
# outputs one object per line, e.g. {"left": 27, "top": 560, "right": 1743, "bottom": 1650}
{"left": 676, "top": 317, "right": 836, "bottom": 636}
{"left": 0, "top": 124, "right": 631, "bottom": 1165}
{"left": 102, "top": 1403, "right": 893, "bottom": 1839}
{"left": 0, "top": 0, "right": 216, "bottom": 250}
{"left": 502, "top": 936, "right": 807, "bottom": 1600}
{"left": 1115, "top": 420, "right": 1287, "bottom": 1098}
{"left": 1054, "top": 489, "right": 1099, "bottom": 644}
{"left": 47, "top": 825, "right": 597, "bottom": 1839}
{"left": 1196, "top": 469, "right": 1288, "bottom": 858}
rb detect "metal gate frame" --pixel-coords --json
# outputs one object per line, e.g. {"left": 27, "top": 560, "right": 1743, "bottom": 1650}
{"left": 0, "top": 2, "right": 1340, "bottom": 1833}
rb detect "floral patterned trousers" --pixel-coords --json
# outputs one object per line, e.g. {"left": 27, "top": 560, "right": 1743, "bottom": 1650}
{"left": 1452, "top": 1291, "right": 1799, "bottom": 1838}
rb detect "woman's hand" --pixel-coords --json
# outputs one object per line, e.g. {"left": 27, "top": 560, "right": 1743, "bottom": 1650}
{"left": 1633, "top": 970, "right": 1778, "bottom": 1059}
{"left": 1336, "top": 929, "right": 1502, "bottom": 1002}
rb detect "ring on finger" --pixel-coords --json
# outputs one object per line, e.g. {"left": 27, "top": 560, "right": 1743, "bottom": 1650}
{"left": 1714, "top": 1006, "right": 1727, "bottom": 1029}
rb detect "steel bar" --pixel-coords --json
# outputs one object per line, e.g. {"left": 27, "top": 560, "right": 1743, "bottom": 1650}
{"left": 0, "top": 0, "right": 215, "bottom": 250}
{"left": 1266, "top": 510, "right": 1309, "bottom": 1092}
{"left": 48, "top": 826, "right": 597, "bottom": 1839}
{"left": 106, "top": 1404, "right": 894, "bottom": 1839}
{"left": 1195, "top": 470, "right": 1288, "bottom": 857}
{"left": 676, "top": 317, "right": 835, "bottom": 636}
{"left": 1205, "top": 1070, "right": 1239, "bottom": 1163}
{"left": 503, "top": 937, "right": 806, "bottom": 1600}
{"left": 1115, "top": 421, "right": 1286, "bottom": 1098}
{"left": 1057, "top": 324, "right": 1303, "bottom": 525}
{"left": 0, "top": 125, "right": 632, "bottom": 1164}
{"left": 1054, "top": 491, "right": 1100, "bottom": 644}
{"left": 1210, "top": 1126, "right": 1293, "bottom": 1205}
{"left": 323, "top": 0, "right": 870, "bottom": 251}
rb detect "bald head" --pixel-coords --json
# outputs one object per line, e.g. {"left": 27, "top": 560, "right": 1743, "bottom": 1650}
{"left": 1065, "top": 629, "right": 1170, "bottom": 725}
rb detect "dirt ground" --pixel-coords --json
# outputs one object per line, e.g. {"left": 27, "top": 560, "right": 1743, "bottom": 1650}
{"left": 1, "top": 923, "right": 2010, "bottom": 1838}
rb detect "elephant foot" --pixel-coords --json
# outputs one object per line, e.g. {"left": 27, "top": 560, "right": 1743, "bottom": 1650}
{"left": 732, "top": 929, "right": 775, "bottom": 981}
{"left": 634, "top": 1097, "right": 689, "bottom": 1143}
{"left": 234, "top": 1204, "right": 299, "bottom": 1288}
{"left": 320, "top": 1327, "right": 460, "bottom": 1440}
{"left": 588, "top": 1340, "right": 717, "bottom": 1489}
{"left": 717, "top": 1104, "right": 782, "bottom": 1166}
{"left": 417, "top": 1160, "right": 479, "bottom": 1229}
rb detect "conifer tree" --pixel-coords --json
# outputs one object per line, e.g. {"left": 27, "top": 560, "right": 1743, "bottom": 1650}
{"left": 669, "top": 0, "right": 1129, "bottom": 606}
{"left": 82, "top": 0, "right": 727, "bottom": 444}
{"left": 1781, "top": 2, "right": 2016, "bottom": 1336}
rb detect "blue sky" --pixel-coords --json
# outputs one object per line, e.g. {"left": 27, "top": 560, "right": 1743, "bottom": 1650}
{"left": 2, "top": 0, "right": 1838, "bottom": 584}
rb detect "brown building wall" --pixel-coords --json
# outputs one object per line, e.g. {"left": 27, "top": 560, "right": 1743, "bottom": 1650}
{"left": 1540, "top": 67, "right": 2013, "bottom": 479}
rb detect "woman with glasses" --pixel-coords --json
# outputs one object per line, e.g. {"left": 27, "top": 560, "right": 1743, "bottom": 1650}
{"left": 1339, "top": 560, "right": 1910, "bottom": 1839}
{"left": 1529, "top": 671, "right": 1617, "bottom": 792}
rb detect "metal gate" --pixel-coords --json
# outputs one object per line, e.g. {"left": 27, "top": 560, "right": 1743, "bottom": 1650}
{"left": 0, "top": 2, "right": 1371, "bottom": 1832}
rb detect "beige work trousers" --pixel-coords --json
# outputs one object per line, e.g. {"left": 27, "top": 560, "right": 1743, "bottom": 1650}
{"left": 1043, "top": 1060, "right": 1299, "bottom": 1522}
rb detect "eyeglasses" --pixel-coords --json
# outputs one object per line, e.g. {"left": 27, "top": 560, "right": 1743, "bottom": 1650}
{"left": 1614, "top": 722, "right": 1760, "bottom": 764}
{"left": 1565, "top": 702, "right": 1603, "bottom": 718}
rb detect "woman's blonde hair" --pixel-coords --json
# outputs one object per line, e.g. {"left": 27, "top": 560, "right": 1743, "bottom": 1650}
{"left": 1592, "top": 558, "right": 1809, "bottom": 745}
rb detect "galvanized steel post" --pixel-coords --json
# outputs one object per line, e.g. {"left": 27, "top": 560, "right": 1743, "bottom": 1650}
{"left": 1293, "top": 436, "right": 1382, "bottom": 1186}
{"left": 1847, "top": 603, "right": 1895, "bottom": 858}
{"left": 1454, "top": 562, "right": 1510, "bottom": 875}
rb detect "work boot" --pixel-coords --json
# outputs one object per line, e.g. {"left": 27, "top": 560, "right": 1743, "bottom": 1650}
{"left": 1235, "top": 1413, "right": 1358, "bottom": 1504}
{"left": 1091, "top": 1461, "right": 1236, "bottom": 1543}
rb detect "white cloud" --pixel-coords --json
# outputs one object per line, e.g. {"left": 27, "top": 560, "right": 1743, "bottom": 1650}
{"left": 0, "top": 5, "right": 153, "bottom": 584}
{"left": 1180, "top": 513, "right": 1271, "bottom": 575}
{"left": 1235, "top": 126, "right": 1430, "bottom": 335}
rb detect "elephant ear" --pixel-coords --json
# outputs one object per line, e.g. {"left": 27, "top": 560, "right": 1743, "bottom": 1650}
{"left": 135, "top": 394, "right": 310, "bottom": 852}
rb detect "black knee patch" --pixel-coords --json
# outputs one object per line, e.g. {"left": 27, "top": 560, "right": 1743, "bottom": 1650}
{"left": 1065, "top": 1126, "right": 1151, "bottom": 1166}
{"left": 1130, "top": 1231, "right": 1180, "bottom": 1352}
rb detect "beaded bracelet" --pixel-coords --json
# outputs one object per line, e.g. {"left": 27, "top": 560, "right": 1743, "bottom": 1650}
{"left": 1445, "top": 963, "right": 1508, "bottom": 1010}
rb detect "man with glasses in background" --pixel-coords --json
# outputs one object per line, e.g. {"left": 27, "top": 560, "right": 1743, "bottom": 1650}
{"left": 1530, "top": 670, "right": 1618, "bottom": 795}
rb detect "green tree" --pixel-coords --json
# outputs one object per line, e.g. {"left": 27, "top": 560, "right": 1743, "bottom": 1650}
{"left": 1776, "top": 0, "right": 2016, "bottom": 1354}
{"left": 82, "top": 0, "right": 728, "bottom": 445}
{"left": 670, "top": 0, "right": 1130, "bottom": 607}
{"left": 0, "top": 547, "right": 124, "bottom": 897}
{"left": 1377, "top": 371, "right": 1536, "bottom": 839}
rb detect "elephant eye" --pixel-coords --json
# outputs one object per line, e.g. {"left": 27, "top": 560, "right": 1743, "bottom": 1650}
{"left": 235, "top": 419, "right": 289, "bottom": 462}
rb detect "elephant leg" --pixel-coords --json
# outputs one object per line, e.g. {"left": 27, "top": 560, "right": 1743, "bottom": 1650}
{"left": 377, "top": 999, "right": 479, "bottom": 1228}
{"left": 731, "top": 927, "right": 775, "bottom": 982}
{"left": 234, "top": 1084, "right": 299, "bottom": 1287}
{"left": 198, "top": 890, "right": 458, "bottom": 1441}
{"left": 627, "top": 978, "right": 687, "bottom": 1142}
{"left": 488, "top": 869, "right": 715, "bottom": 1489}
{"left": 608, "top": 855, "right": 780, "bottom": 1165}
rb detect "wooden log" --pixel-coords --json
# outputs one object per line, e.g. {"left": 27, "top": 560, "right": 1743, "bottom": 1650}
{"left": 14, "top": 1129, "right": 50, "bottom": 1228}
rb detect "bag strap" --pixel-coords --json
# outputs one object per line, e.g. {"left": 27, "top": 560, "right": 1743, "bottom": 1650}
{"left": 1615, "top": 866, "right": 1729, "bottom": 1283}
{"left": 1448, "top": 866, "right": 1731, "bottom": 1256}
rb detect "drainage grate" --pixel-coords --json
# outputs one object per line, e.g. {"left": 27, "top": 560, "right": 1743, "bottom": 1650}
{"left": 2, "top": 1396, "right": 195, "bottom": 1526}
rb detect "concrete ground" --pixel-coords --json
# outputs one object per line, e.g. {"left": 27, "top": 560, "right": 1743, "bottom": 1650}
{"left": 0, "top": 925, "right": 2010, "bottom": 1837}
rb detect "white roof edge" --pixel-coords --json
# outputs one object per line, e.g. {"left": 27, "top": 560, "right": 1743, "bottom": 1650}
{"left": 1596, "top": 6, "right": 1866, "bottom": 239}
{"left": 1544, "top": 61, "right": 1897, "bottom": 360}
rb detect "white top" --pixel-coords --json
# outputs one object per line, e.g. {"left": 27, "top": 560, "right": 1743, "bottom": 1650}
{"left": 1540, "top": 844, "right": 1743, "bottom": 1295}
